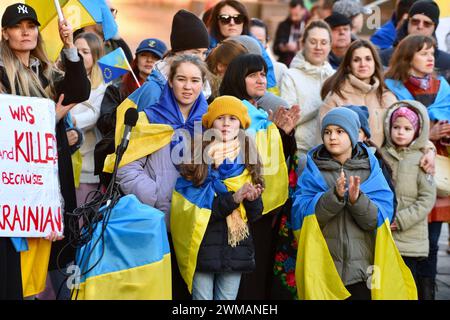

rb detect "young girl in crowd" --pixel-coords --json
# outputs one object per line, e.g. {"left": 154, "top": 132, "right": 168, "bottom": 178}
{"left": 175, "top": 95, "right": 264, "bottom": 300}
{"left": 0, "top": 3, "right": 90, "bottom": 299}
{"left": 292, "top": 107, "right": 394, "bottom": 300}
{"left": 116, "top": 54, "right": 209, "bottom": 299}
{"left": 94, "top": 37, "right": 167, "bottom": 186}
{"left": 385, "top": 34, "right": 450, "bottom": 299}
{"left": 381, "top": 102, "right": 436, "bottom": 293}
{"left": 320, "top": 39, "right": 397, "bottom": 148}
{"left": 71, "top": 32, "right": 108, "bottom": 206}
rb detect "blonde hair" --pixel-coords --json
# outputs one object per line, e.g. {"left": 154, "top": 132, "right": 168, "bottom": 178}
{"left": 74, "top": 32, "right": 104, "bottom": 89}
{"left": 0, "top": 30, "right": 59, "bottom": 98}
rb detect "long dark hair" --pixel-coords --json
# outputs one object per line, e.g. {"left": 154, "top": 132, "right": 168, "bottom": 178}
{"left": 385, "top": 35, "right": 436, "bottom": 83}
{"left": 219, "top": 53, "right": 267, "bottom": 101}
{"left": 320, "top": 39, "right": 386, "bottom": 103}
{"left": 179, "top": 135, "right": 264, "bottom": 187}
{"left": 209, "top": 0, "right": 250, "bottom": 42}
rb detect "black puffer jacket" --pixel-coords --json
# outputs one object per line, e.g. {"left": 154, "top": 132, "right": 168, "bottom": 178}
{"left": 196, "top": 192, "right": 263, "bottom": 273}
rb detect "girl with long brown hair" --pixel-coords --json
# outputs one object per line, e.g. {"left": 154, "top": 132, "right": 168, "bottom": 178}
{"left": 176, "top": 95, "right": 264, "bottom": 300}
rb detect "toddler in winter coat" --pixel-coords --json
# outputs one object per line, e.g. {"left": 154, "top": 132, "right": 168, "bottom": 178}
{"left": 381, "top": 101, "right": 437, "bottom": 284}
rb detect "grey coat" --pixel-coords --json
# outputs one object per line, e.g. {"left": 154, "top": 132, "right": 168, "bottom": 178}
{"left": 381, "top": 100, "right": 436, "bottom": 257}
{"left": 116, "top": 144, "right": 179, "bottom": 231}
{"left": 314, "top": 144, "right": 379, "bottom": 286}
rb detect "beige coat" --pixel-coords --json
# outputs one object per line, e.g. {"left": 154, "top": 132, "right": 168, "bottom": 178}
{"left": 381, "top": 100, "right": 437, "bottom": 257}
{"left": 318, "top": 74, "right": 398, "bottom": 147}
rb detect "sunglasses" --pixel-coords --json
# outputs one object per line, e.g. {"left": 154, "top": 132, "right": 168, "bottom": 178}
{"left": 218, "top": 14, "right": 245, "bottom": 25}
{"left": 409, "top": 18, "right": 434, "bottom": 29}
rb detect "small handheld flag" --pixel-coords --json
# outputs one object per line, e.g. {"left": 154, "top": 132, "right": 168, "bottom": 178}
{"left": 98, "top": 47, "right": 139, "bottom": 86}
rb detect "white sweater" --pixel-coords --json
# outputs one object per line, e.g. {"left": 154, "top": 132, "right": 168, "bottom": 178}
{"left": 280, "top": 52, "right": 335, "bottom": 155}
{"left": 70, "top": 83, "right": 108, "bottom": 184}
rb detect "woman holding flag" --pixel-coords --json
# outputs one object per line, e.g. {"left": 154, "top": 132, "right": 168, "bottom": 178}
{"left": 0, "top": 3, "right": 90, "bottom": 299}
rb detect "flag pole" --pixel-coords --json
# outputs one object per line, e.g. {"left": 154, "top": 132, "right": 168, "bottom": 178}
{"left": 53, "top": 0, "right": 65, "bottom": 21}
{"left": 119, "top": 48, "right": 141, "bottom": 88}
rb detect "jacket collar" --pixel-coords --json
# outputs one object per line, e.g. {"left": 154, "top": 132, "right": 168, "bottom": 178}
{"left": 346, "top": 74, "right": 380, "bottom": 94}
{"left": 291, "top": 52, "right": 334, "bottom": 77}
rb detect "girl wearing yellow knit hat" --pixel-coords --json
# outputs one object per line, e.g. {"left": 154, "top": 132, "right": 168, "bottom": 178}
{"left": 173, "top": 95, "right": 265, "bottom": 300}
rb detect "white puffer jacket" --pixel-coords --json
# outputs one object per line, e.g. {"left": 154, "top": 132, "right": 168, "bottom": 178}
{"left": 280, "top": 52, "right": 334, "bottom": 155}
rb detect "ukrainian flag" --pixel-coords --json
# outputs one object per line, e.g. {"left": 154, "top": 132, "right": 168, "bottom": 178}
{"left": 171, "top": 100, "right": 289, "bottom": 293}
{"left": 73, "top": 194, "right": 171, "bottom": 300}
{"left": 242, "top": 100, "right": 289, "bottom": 215}
{"left": 25, "top": 0, "right": 96, "bottom": 61}
{"left": 98, "top": 48, "right": 132, "bottom": 84}
{"left": 171, "top": 165, "right": 253, "bottom": 293}
{"left": 16, "top": 238, "right": 52, "bottom": 297}
{"left": 291, "top": 144, "right": 417, "bottom": 300}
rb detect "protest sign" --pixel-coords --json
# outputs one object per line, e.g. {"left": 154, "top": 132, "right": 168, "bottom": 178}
{"left": 0, "top": 94, "right": 63, "bottom": 237}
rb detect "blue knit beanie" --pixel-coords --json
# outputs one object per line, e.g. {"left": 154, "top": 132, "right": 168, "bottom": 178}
{"left": 321, "top": 107, "right": 361, "bottom": 148}
{"left": 344, "top": 105, "right": 371, "bottom": 139}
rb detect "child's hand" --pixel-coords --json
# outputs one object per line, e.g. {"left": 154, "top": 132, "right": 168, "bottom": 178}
{"left": 335, "top": 169, "right": 346, "bottom": 199}
{"left": 244, "top": 184, "right": 264, "bottom": 202}
{"left": 348, "top": 175, "right": 361, "bottom": 204}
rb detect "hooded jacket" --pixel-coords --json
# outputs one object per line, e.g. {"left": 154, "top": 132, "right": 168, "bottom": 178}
{"left": 381, "top": 100, "right": 437, "bottom": 257}
{"left": 319, "top": 74, "right": 398, "bottom": 147}
{"left": 280, "top": 52, "right": 335, "bottom": 155}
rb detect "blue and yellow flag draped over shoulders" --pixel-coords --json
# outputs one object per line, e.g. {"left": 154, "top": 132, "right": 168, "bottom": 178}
{"left": 291, "top": 144, "right": 417, "bottom": 300}
{"left": 242, "top": 100, "right": 289, "bottom": 214}
{"left": 73, "top": 195, "right": 171, "bottom": 300}
{"left": 171, "top": 160, "right": 252, "bottom": 293}
{"left": 103, "top": 84, "right": 208, "bottom": 173}
{"left": 170, "top": 99, "right": 289, "bottom": 293}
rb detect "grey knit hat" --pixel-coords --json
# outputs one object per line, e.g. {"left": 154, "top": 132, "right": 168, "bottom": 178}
{"left": 229, "top": 35, "right": 262, "bottom": 56}
{"left": 321, "top": 107, "right": 361, "bottom": 148}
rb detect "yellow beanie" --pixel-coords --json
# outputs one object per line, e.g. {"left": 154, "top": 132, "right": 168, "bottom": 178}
{"left": 202, "top": 96, "right": 251, "bottom": 129}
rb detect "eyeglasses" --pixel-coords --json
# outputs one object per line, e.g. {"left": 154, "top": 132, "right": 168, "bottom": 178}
{"left": 409, "top": 17, "right": 434, "bottom": 29}
{"left": 218, "top": 14, "right": 245, "bottom": 25}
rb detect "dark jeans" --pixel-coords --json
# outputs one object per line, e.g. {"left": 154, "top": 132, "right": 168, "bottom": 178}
{"left": 403, "top": 256, "right": 426, "bottom": 285}
{"left": 345, "top": 282, "right": 371, "bottom": 300}
{"left": 418, "top": 222, "right": 443, "bottom": 279}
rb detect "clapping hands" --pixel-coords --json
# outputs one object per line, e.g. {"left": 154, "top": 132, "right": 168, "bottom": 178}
{"left": 233, "top": 183, "right": 264, "bottom": 204}
{"left": 335, "top": 169, "right": 361, "bottom": 204}
{"left": 268, "top": 105, "right": 300, "bottom": 135}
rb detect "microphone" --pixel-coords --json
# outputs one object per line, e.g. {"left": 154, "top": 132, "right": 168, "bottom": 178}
{"left": 117, "top": 107, "right": 139, "bottom": 155}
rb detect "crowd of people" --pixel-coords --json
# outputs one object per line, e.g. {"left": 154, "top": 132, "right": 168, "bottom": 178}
{"left": 0, "top": 0, "right": 449, "bottom": 301}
